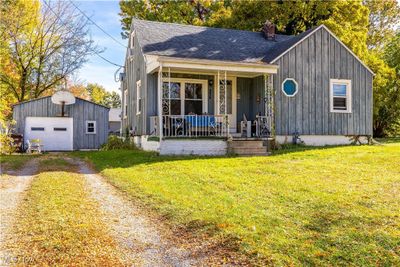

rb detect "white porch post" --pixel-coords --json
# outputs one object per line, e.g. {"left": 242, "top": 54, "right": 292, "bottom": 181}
{"left": 224, "top": 71, "right": 227, "bottom": 116}
{"left": 264, "top": 73, "right": 275, "bottom": 136}
{"left": 158, "top": 64, "right": 163, "bottom": 139}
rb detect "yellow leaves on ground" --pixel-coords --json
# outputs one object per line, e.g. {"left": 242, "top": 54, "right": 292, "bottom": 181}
{"left": 9, "top": 158, "right": 125, "bottom": 266}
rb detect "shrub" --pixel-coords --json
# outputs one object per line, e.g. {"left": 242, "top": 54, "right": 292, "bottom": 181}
{"left": 100, "top": 135, "right": 136, "bottom": 151}
{"left": 0, "top": 120, "right": 17, "bottom": 155}
{"left": 0, "top": 133, "right": 17, "bottom": 155}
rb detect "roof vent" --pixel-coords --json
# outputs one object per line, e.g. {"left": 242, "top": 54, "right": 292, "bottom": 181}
{"left": 262, "top": 20, "right": 276, "bottom": 40}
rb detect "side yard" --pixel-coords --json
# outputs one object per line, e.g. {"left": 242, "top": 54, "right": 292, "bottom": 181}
{"left": 77, "top": 142, "right": 400, "bottom": 266}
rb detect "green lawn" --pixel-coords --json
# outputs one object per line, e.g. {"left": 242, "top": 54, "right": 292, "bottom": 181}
{"left": 0, "top": 154, "right": 38, "bottom": 173}
{"left": 76, "top": 143, "right": 400, "bottom": 266}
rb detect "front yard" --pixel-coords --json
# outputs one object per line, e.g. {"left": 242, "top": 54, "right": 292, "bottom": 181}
{"left": 78, "top": 142, "right": 400, "bottom": 266}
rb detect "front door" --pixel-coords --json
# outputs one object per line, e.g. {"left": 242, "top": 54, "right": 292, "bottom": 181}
{"left": 216, "top": 77, "right": 237, "bottom": 132}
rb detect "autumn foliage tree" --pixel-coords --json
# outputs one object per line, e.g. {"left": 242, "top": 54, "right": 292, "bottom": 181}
{"left": 0, "top": 0, "right": 99, "bottom": 104}
{"left": 86, "top": 83, "right": 121, "bottom": 108}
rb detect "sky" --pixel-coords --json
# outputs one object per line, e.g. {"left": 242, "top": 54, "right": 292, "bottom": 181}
{"left": 73, "top": 0, "right": 127, "bottom": 93}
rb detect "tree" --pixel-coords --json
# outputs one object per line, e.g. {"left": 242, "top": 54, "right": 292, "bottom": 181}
{"left": 104, "top": 91, "right": 122, "bottom": 108}
{"left": 0, "top": 0, "right": 99, "bottom": 102}
{"left": 365, "top": 0, "right": 400, "bottom": 52}
{"left": 373, "top": 31, "right": 400, "bottom": 136}
{"left": 119, "top": 0, "right": 231, "bottom": 38}
{"left": 69, "top": 83, "right": 90, "bottom": 100}
{"left": 86, "top": 83, "right": 121, "bottom": 108}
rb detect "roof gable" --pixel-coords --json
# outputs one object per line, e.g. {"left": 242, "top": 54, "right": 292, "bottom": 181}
{"left": 269, "top": 25, "right": 374, "bottom": 75}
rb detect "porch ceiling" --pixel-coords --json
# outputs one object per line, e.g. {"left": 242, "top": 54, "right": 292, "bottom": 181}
{"left": 146, "top": 55, "right": 279, "bottom": 77}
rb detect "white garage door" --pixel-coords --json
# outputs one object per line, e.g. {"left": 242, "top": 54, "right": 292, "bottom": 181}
{"left": 25, "top": 117, "right": 73, "bottom": 151}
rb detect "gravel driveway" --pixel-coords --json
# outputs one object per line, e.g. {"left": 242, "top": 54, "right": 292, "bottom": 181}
{"left": 0, "top": 158, "right": 38, "bottom": 264}
{"left": 76, "top": 159, "right": 206, "bottom": 267}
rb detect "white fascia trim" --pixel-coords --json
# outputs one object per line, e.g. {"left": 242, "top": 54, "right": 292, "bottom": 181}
{"left": 270, "top": 24, "right": 374, "bottom": 76}
{"left": 146, "top": 56, "right": 278, "bottom": 74}
{"left": 281, "top": 78, "right": 299, "bottom": 97}
{"left": 145, "top": 55, "right": 160, "bottom": 74}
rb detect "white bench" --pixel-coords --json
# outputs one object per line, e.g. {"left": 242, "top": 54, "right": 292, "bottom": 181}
{"left": 26, "top": 139, "right": 43, "bottom": 153}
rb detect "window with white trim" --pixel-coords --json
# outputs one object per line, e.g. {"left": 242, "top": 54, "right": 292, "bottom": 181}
{"left": 124, "top": 90, "right": 128, "bottom": 118}
{"left": 330, "top": 79, "right": 352, "bottom": 113}
{"left": 130, "top": 32, "right": 135, "bottom": 49}
{"left": 129, "top": 32, "right": 135, "bottom": 58}
{"left": 136, "top": 80, "right": 142, "bottom": 114}
{"left": 86, "top": 121, "right": 96, "bottom": 134}
{"left": 161, "top": 78, "right": 208, "bottom": 115}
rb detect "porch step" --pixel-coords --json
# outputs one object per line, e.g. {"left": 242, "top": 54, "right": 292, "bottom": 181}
{"left": 228, "top": 140, "right": 265, "bottom": 148}
{"left": 228, "top": 139, "right": 272, "bottom": 156}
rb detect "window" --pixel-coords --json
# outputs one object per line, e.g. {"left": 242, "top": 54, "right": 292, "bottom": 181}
{"left": 86, "top": 121, "right": 96, "bottom": 134}
{"left": 124, "top": 90, "right": 128, "bottom": 118}
{"left": 31, "top": 127, "right": 44, "bottom": 131}
{"left": 129, "top": 32, "right": 135, "bottom": 58}
{"left": 54, "top": 128, "right": 67, "bottom": 131}
{"left": 185, "top": 83, "right": 203, "bottom": 115}
{"left": 282, "top": 78, "right": 298, "bottom": 97}
{"left": 162, "top": 82, "right": 182, "bottom": 115}
{"left": 136, "top": 80, "right": 142, "bottom": 114}
{"left": 130, "top": 32, "right": 135, "bottom": 49}
{"left": 330, "top": 79, "right": 351, "bottom": 113}
{"left": 162, "top": 79, "right": 207, "bottom": 115}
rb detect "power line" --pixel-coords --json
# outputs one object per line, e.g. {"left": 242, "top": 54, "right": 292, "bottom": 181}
{"left": 69, "top": 0, "right": 127, "bottom": 48}
{"left": 43, "top": 1, "right": 124, "bottom": 68}
{"left": 95, "top": 53, "right": 124, "bottom": 68}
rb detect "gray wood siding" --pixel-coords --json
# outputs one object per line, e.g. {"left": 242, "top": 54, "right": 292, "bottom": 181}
{"left": 12, "top": 97, "right": 109, "bottom": 149}
{"left": 274, "top": 27, "right": 373, "bottom": 136}
{"left": 123, "top": 33, "right": 148, "bottom": 135}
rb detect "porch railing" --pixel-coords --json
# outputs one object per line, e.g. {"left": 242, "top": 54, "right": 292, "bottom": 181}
{"left": 150, "top": 115, "right": 229, "bottom": 138}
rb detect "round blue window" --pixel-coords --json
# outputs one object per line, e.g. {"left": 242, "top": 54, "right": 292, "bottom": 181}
{"left": 282, "top": 78, "right": 298, "bottom": 97}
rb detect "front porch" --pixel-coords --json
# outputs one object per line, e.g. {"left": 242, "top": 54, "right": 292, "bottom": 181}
{"left": 137, "top": 57, "right": 277, "bottom": 155}
{"left": 149, "top": 57, "right": 276, "bottom": 139}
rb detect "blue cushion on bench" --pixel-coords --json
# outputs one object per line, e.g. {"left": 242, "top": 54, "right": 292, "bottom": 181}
{"left": 185, "top": 116, "right": 216, "bottom": 127}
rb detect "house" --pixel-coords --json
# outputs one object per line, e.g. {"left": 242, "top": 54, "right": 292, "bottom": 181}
{"left": 109, "top": 108, "right": 122, "bottom": 135}
{"left": 121, "top": 19, "right": 373, "bottom": 155}
{"left": 13, "top": 94, "right": 109, "bottom": 151}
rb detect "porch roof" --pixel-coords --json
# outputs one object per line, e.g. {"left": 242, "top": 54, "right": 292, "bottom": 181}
{"left": 146, "top": 55, "right": 279, "bottom": 77}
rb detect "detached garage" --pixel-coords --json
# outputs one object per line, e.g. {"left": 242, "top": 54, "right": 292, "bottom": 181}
{"left": 13, "top": 93, "right": 109, "bottom": 151}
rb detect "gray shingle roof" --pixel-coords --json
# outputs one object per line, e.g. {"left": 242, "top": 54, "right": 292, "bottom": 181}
{"left": 132, "top": 19, "right": 316, "bottom": 64}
